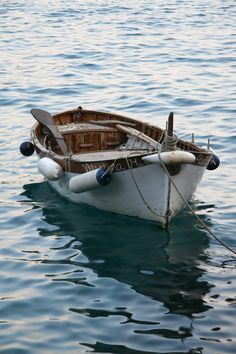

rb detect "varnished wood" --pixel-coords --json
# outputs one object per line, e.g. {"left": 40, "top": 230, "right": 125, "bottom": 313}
{"left": 31, "top": 107, "right": 212, "bottom": 173}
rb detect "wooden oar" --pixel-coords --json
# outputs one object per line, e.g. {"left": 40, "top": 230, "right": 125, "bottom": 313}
{"left": 31, "top": 109, "right": 68, "bottom": 155}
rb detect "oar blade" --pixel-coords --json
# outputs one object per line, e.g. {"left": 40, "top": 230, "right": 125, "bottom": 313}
{"left": 31, "top": 108, "right": 54, "bottom": 126}
{"left": 31, "top": 108, "right": 68, "bottom": 155}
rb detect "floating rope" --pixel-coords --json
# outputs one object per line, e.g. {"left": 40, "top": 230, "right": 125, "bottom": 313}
{"left": 158, "top": 152, "right": 236, "bottom": 256}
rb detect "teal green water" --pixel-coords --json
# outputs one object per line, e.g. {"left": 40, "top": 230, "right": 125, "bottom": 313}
{"left": 0, "top": 1, "right": 236, "bottom": 353}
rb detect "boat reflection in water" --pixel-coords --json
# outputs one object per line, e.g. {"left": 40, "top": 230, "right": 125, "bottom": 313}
{"left": 21, "top": 181, "right": 212, "bottom": 320}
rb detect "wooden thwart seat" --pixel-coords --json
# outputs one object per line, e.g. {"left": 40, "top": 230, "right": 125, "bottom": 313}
{"left": 58, "top": 122, "right": 117, "bottom": 134}
{"left": 90, "top": 119, "right": 137, "bottom": 127}
{"left": 72, "top": 149, "right": 149, "bottom": 163}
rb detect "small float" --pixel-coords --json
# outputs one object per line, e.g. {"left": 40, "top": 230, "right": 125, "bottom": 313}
{"left": 20, "top": 107, "right": 219, "bottom": 227}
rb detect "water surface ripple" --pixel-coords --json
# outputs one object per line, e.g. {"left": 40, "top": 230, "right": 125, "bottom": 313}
{"left": 0, "top": 1, "right": 236, "bottom": 353}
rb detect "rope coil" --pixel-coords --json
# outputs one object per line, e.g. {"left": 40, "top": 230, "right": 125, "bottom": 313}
{"left": 161, "top": 133, "right": 178, "bottom": 152}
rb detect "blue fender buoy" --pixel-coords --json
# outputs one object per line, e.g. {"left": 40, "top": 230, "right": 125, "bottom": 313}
{"left": 20, "top": 141, "right": 35, "bottom": 156}
{"left": 96, "top": 167, "right": 112, "bottom": 185}
{"left": 69, "top": 167, "right": 112, "bottom": 194}
{"left": 207, "top": 153, "right": 220, "bottom": 170}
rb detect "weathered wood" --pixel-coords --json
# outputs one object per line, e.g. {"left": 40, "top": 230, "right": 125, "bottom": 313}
{"left": 79, "top": 143, "right": 94, "bottom": 148}
{"left": 90, "top": 120, "right": 137, "bottom": 127}
{"left": 72, "top": 149, "right": 148, "bottom": 163}
{"left": 58, "top": 122, "right": 117, "bottom": 134}
{"left": 31, "top": 107, "right": 212, "bottom": 175}
{"left": 116, "top": 124, "right": 158, "bottom": 149}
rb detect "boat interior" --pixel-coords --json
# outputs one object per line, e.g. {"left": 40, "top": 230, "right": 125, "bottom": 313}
{"left": 34, "top": 108, "right": 206, "bottom": 162}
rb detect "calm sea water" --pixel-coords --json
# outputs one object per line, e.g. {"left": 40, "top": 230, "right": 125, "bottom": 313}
{"left": 0, "top": 1, "right": 236, "bottom": 353}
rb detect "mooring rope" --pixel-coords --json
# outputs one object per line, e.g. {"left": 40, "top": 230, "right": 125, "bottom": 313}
{"left": 158, "top": 152, "right": 236, "bottom": 256}
{"left": 63, "top": 146, "right": 73, "bottom": 191}
{"left": 125, "top": 154, "right": 165, "bottom": 219}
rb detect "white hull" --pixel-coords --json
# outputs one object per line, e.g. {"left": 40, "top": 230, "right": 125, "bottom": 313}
{"left": 48, "top": 162, "right": 206, "bottom": 227}
{"left": 24, "top": 107, "right": 215, "bottom": 226}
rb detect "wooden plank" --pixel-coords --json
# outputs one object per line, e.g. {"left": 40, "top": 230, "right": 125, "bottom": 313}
{"left": 58, "top": 122, "right": 117, "bottom": 134}
{"left": 116, "top": 124, "right": 158, "bottom": 148}
{"left": 90, "top": 120, "right": 137, "bottom": 127}
{"left": 79, "top": 143, "right": 94, "bottom": 148}
{"left": 72, "top": 149, "right": 148, "bottom": 163}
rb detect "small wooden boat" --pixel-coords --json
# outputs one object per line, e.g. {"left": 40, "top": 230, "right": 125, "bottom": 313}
{"left": 20, "top": 106, "right": 219, "bottom": 227}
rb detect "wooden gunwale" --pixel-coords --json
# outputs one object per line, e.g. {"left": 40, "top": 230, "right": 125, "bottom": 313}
{"left": 32, "top": 108, "right": 212, "bottom": 173}
{"left": 52, "top": 108, "right": 209, "bottom": 152}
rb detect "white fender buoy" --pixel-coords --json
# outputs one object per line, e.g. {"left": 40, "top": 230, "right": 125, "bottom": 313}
{"left": 142, "top": 151, "right": 196, "bottom": 165}
{"left": 69, "top": 167, "right": 112, "bottom": 194}
{"left": 37, "top": 157, "right": 64, "bottom": 181}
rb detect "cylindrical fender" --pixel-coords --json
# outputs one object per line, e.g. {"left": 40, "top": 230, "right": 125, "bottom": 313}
{"left": 142, "top": 151, "right": 196, "bottom": 165}
{"left": 37, "top": 157, "right": 64, "bottom": 181}
{"left": 69, "top": 167, "right": 112, "bottom": 194}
